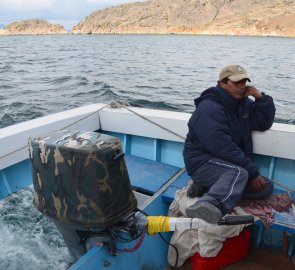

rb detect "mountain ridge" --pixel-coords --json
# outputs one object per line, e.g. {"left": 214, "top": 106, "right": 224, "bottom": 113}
{"left": 0, "top": 19, "right": 68, "bottom": 35}
{"left": 72, "top": 0, "right": 295, "bottom": 37}
{"left": 0, "top": 1, "right": 294, "bottom": 37}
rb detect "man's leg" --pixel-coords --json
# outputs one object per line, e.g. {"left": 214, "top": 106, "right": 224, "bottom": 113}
{"left": 186, "top": 158, "right": 248, "bottom": 223}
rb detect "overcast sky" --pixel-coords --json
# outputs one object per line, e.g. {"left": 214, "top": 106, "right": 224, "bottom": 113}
{"left": 0, "top": 0, "right": 144, "bottom": 29}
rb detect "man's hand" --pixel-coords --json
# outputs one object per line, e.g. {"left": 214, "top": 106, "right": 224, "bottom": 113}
{"left": 250, "top": 175, "right": 266, "bottom": 192}
{"left": 244, "top": 85, "right": 263, "bottom": 99}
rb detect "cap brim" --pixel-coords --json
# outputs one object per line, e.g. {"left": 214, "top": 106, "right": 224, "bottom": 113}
{"left": 228, "top": 74, "right": 251, "bottom": 82}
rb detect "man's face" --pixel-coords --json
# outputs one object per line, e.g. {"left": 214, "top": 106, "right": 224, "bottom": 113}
{"left": 220, "top": 79, "right": 247, "bottom": 99}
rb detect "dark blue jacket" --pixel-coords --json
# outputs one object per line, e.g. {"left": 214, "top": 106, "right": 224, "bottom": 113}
{"left": 183, "top": 86, "right": 275, "bottom": 181}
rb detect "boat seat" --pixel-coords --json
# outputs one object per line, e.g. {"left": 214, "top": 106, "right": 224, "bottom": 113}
{"left": 161, "top": 172, "right": 191, "bottom": 202}
{"left": 124, "top": 154, "right": 182, "bottom": 195}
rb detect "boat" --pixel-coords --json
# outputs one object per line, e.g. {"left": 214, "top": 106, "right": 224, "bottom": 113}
{"left": 1, "top": 101, "right": 295, "bottom": 269}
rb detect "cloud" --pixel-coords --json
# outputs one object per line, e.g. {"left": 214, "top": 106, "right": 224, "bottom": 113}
{"left": 0, "top": 0, "right": 144, "bottom": 29}
{"left": 0, "top": 0, "right": 55, "bottom": 11}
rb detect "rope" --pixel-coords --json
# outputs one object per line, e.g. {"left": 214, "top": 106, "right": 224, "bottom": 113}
{"left": 112, "top": 101, "right": 186, "bottom": 141}
{"left": 147, "top": 216, "right": 171, "bottom": 236}
{"left": 0, "top": 145, "right": 28, "bottom": 160}
{"left": 0, "top": 104, "right": 108, "bottom": 161}
{"left": 60, "top": 103, "right": 110, "bottom": 130}
{"left": 0, "top": 100, "right": 185, "bottom": 161}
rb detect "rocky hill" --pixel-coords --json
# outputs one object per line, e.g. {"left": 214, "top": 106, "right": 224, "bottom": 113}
{"left": 72, "top": 0, "right": 295, "bottom": 37}
{"left": 0, "top": 19, "right": 67, "bottom": 35}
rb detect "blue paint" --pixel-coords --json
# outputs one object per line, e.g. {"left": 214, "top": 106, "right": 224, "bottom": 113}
{"left": 0, "top": 160, "right": 32, "bottom": 200}
{"left": 169, "top": 172, "right": 191, "bottom": 189}
{"left": 125, "top": 154, "right": 180, "bottom": 194}
{"left": 288, "top": 234, "right": 295, "bottom": 257}
{"left": 69, "top": 196, "right": 171, "bottom": 270}
{"left": 101, "top": 131, "right": 185, "bottom": 167}
{"left": 256, "top": 224, "right": 264, "bottom": 248}
{"left": 268, "top": 157, "right": 276, "bottom": 179}
{"left": 153, "top": 139, "right": 161, "bottom": 162}
{"left": 273, "top": 158, "right": 295, "bottom": 191}
{"left": 162, "top": 172, "right": 191, "bottom": 203}
{"left": 129, "top": 136, "right": 155, "bottom": 160}
{"left": 253, "top": 154, "right": 271, "bottom": 178}
{"left": 0, "top": 171, "right": 11, "bottom": 197}
{"left": 70, "top": 233, "right": 170, "bottom": 270}
{"left": 160, "top": 140, "right": 185, "bottom": 168}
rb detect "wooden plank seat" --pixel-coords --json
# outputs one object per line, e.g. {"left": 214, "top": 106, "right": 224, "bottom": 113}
{"left": 161, "top": 172, "right": 191, "bottom": 203}
{"left": 124, "top": 154, "right": 181, "bottom": 195}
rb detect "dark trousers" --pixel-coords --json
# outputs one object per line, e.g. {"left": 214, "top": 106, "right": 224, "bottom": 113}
{"left": 191, "top": 158, "right": 273, "bottom": 215}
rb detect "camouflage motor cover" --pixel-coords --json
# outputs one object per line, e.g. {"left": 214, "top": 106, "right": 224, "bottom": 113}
{"left": 28, "top": 130, "right": 137, "bottom": 229}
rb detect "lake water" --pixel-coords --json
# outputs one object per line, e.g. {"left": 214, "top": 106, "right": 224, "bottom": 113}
{"left": 0, "top": 34, "right": 295, "bottom": 269}
{"left": 1, "top": 34, "right": 295, "bottom": 129}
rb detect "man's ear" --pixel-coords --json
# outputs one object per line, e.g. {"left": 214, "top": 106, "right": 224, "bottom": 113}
{"left": 220, "top": 81, "right": 227, "bottom": 89}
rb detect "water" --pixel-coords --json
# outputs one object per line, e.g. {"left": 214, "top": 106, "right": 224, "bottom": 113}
{"left": 0, "top": 35, "right": 295, "bottom": 128}
{"left": 0, "top": 187, "right": 71, "bottom": 269}
{"left": 0, "top": 35, "right": 295, "bottom": 269}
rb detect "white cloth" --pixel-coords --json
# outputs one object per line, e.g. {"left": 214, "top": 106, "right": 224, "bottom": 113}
{"left": 167, "top": 186, "right": 248, "bottom": 267}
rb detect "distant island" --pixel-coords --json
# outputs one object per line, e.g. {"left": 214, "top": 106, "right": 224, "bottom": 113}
{"left": 0, "top": 0, "right": 294, "bottom": 37}
{"left": 72, "top": 0, "right": 295, "bottom": 37}
{"left": 0, "top": 19, "right": 67, "bottom": 35}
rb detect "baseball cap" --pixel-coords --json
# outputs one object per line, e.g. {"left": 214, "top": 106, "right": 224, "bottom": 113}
{"left": 219, "top": 65, "right": 251, "bottom": 82}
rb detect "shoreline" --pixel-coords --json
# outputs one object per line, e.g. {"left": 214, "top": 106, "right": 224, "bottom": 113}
{"left": 0, "top": 32, "right": 294, "bottom": 38}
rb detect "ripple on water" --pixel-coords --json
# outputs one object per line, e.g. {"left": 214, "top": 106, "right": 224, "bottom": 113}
{"left": 49, "top": 76, "right": 72, "bottom": 85}
{"left": 11, "top": 102, "right": 25, "bottom": 108}
{"left": 0, "top": 106, "right": 46, "bottom": 128}
{"left": 0, "top": 64, "right": 13, "bottom": 73}
{"left": 0, "top": 113, "right": 16, "bottom": 128}
{"left": 129, "top": 99, "right": 179, "bottom": 111}
{"left": 0, "top": 84, "right": 14, "bottom": 89}
{"left": 101, "top": 88, "right": 118, "bottom": 99}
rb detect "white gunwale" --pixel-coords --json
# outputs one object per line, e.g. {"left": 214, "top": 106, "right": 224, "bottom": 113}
{"left": 0, "top": 103, "right": 295, "bottom": 170}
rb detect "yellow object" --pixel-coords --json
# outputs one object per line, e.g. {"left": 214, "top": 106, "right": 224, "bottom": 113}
{"left": 147, "top": 216, "right": 171, "bottom": 236}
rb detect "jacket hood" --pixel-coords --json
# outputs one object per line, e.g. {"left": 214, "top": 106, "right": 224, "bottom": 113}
{"left": 194, "top": 87, "right": 220, "bottom": 107}
{"left": 194, "top": 86, "right": 241, "bottom": 111}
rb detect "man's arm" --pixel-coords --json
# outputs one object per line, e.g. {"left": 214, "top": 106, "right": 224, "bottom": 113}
{"left": 243, "top": 86, "right": 275, "bottom": 191}
{"left": 244, "top": 85, "right": 276, "bottom": 131}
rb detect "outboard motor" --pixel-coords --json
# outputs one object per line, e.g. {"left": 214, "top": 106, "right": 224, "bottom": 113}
{"left": 28, "top": 130, "right": 138, "bottom": 260}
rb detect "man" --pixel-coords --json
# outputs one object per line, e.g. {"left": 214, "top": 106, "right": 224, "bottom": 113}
{"left": 183, "top": 64, "right": 276, "bottom": 224}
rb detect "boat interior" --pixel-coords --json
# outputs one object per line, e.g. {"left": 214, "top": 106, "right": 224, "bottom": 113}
{"left": 1, "top": 104, "right": 295, "bottom": 269}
